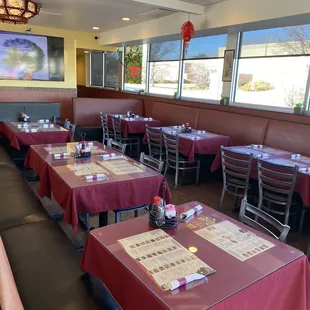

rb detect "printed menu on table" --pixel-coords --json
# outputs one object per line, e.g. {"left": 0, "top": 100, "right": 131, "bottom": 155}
{"left": 99, "top": 159, "right": 145, "bottom": 175}
{"left": 44, "top": 145, "right": 106, "bottom": 155}
{"left": 195, "top": 221, "right": 274, "bottom": 261}
{"left": 118, "top": 229, "right": 215, "bottom": 291}
{"left": 67, "top": 162, "right": 108, "bottom": 177}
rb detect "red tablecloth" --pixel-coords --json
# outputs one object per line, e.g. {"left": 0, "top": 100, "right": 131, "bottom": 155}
{"left": 211, "top": 145, "right": 310, "bottom": 207}
{"left": 81, "top": 201, "right": 310, "bottom": 310}
{"left": 0, "top": 122, "right": 71, "bottom": 150}
{"left": 25, "top": 142, "right": 171, "bottom": 231}
{"left": 108, "top": 114, "right": 161, "bottom": 137}
{"left": 143, "top": 127, "right": 231, "bottom": 163}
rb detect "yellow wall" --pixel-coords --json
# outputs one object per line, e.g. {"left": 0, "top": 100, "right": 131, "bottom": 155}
{"left": 0, "top": 23, "right": 115, "bottom": 89}
{"left": 76, "top": 55, "right": 86, "bottom": 86}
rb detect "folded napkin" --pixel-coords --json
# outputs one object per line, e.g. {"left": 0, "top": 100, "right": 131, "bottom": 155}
{"left": 256, "top": 153, "right": 269, "bottom": 159}
{"left": 54, "top": 153, "right": 71, "bottom": 159}
{"left": 166, "top": 273, "right": 205, "bottom": 291}
{"left": 99, "top": 153, "right": 116, "bottom": 160}
{"left": 25, "top": 128, "right": 38, "bottom": 133}
{"left": 38, "top": 119, "right": 49, "bottom": 123}
{"left": 180, "top": 205, "right": 203, "bottom": 221}
{"left": 252, "top": 144, "right": 263, "bottom": 149}
{"left": 290, "top": 154, "right": 301, "bottom": 159}
{"left": 17, "top": 124, "right": 28, "bottom": 128}
{"left": 85, "top": 174, "right": 106, "bottom": 181}
{"left": 86, "top": 142, "right": 93, "bottom": 147}
{"left": 197, "top": 130, "right": 206, "bottom": 134}
{"left": 300, "top": 168, "right": 310, "bottom": 173}
{"left": 143, "top": 118, "right": 149, "bottom": 121}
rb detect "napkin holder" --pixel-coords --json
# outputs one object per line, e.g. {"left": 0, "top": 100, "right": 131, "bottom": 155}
{"left": 19, "top": 112, "right": 31, "bottom": 122}
{"left": 181, "top": 122, "right": 192, "bottom": 133}
{"left": 74, "top": 143, "right": 91, "bottom": 159}
{"left": 149, "top": 210, "right": 179, "bottom": 229}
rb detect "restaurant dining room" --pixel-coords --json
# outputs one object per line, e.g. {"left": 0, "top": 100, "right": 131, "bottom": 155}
{"left": 1, "top": 0, "right": 310, "bottom": 309}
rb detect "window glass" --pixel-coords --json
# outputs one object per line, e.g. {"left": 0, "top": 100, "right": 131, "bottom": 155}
{"left": 150, "top": 40, "right": 181, "bottom": 61}
{"left": 184, "top": 34, "right": 227, "bottom": 59}
{"left": 105, "top": 52, "right": 119, "bottom": 88}
{"left": 90, "top": 53, "right": 103, "bottom": 86}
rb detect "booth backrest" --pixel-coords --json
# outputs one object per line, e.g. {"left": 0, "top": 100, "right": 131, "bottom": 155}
{"left": 152, "top": 102, "right": 200, "bottom": 127}
{"left": 73, "top": 98, "right": 144, "bottom": 126}
{"left": 0, "top": 102, "right": 60, "bottom": 122}
{"left": 197, "top": 109, "right": 269, "bottom": 145}
{"left": 264, "top": 119, "right": 310, "bottom": 156}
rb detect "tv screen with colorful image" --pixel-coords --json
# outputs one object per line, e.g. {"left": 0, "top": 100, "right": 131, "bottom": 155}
{"left": 0, "top": 31, "right": 64, "bottom": 81}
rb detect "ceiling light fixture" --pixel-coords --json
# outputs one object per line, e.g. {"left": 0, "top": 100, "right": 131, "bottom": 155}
{"left": 122, "top": 17, "right": 130, "bottom": 21}
{"left": 92, "top": 26, "right": 99, "bottom": 30}
{"left": 0, "top": 0, "right": 41, "bottom": 24}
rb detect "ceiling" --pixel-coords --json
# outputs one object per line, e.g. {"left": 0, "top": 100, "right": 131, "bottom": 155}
{"left": 28, "top": 0, "right": 217, "bottom": 33}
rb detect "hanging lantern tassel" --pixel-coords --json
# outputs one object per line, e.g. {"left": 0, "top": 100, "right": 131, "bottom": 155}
{"left": 181, "top": 21, "right": 195, "bottom": 52}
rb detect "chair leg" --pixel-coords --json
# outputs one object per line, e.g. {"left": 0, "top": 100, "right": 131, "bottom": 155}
{"left": 299, "top": 208, "right": 306, "bottom": 233}
{"left": 115, "top": 212, "right": 121, "bottom": 223}
{"left": 134, "top": 210, "right": 139, "bottom": 217}
{"left": 137, "top": 139, "right": 140, "bottom": 158}
{"left": 233, "top": 188, "right": 238, "bottom": 208}
{"left": 218, "top": 186, "right": 226, "bottom": 210}
{"left": 164, "top": 161, "right": 168, "bottom": 176}
{"left": 174, "top": 165, "right": 179, "bottom": 189}
{"left": 195, "top": 161, "right": 200, "bottom": 186}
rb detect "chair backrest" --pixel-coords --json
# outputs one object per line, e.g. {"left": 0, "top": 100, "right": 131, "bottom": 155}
{"left": 100, "top": 112, "right": 110, "bottom": 143}
{"left": 307, "top": 242, "right": 310, "bottom": 260}
{"left": 112, "top": 116, "right": 122, "bottom": 142}
{"left": 220, "top": 146, "right": 253, "bottom": 193}
{"left": 107, "top": 139, "right": 127, "bottom": 155}
{"left": 139, "top": 152, "right": 164, "bottom": 174}
{"left": 240, "top": 199, "right": 290, "bottom": 242}
{"left": 257, "top": 159, "right": 299, "bottom": 210}
{"left": 146, "top": 125, "right": 164, "bottom": 161}
{"left": 53, "top": 116, "right": 69, "bottom": 129}
{"left": 163, "top": 131, "right": 179, "bottom": 160}
{"left": 67, "top": 121, "right": 76, "bottom": 141}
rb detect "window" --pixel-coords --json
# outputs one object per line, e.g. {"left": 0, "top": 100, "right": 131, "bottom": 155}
{"left": 235, "top": 25, "right": 310, "bottom": 108}
{"left": 90, "top": 52, "right": 103, "bottom": 87}
{"left": 105, "top": 52, "right": 119, "bottom": 88}
{"left": 182, "top": 35, "right": 227, "bottom": 100}
{"left": 149, "top": 40, "right": 181, "bottom": 96}
{"left": 124, "top": 45, "right": 148, "bottom": 92}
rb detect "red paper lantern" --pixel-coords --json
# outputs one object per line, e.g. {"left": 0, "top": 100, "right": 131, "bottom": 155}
{"left": 181, "top": 21, "right": 195, "bottom": 50}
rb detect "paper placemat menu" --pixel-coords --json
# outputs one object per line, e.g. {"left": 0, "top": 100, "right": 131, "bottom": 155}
{"left": 67, "top": 162, "right": 108, "bottom": 176}
{"left": 45, "top": 146, "right": 74, "bottom": 154}
{"left": 118, "top": 229, "right": 215, "bottom": 291}
{"left": 195, "top": 221, "right": 274, "bottom": 261}
{"left": 99, "top": 159, "right": 144, "bottom": 175}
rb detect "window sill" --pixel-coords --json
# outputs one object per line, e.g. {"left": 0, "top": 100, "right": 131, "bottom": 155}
{"left": 231, "top": 102, "right": 295, "bottom": 114}
{"left": 181, "top": 96, "right": 220, "bottom": 105}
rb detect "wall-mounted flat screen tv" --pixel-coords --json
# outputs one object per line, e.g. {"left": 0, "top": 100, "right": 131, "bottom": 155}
{"left": 0, "top": 31, "right": 64, "bottom": 81}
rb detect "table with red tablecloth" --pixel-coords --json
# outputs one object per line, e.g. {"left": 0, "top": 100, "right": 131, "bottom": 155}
{"left": 25, "top": 141, "right": 171, "bottom": 231}
{"left": 108, "top": 114, "right": 161, "bottom": 137}
{"left": 0, "top": 122, "right": 71, "bottom": 150}
{"left": 143, "top": 126, "right": 231, "bottom": 163}
{"left": 211, "top": 145, "right": 310, "bottom": 207}
{"left": 81, "top": 201, "right": 310, "bottom": 310}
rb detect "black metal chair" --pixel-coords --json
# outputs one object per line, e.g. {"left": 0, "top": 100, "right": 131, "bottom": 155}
{"left": 163, "top": 131, "right": 200, "bottom": 189}
{"left": 219, "top": 146, "right": 253, "bottom": 210}
{"left": 112, "top": 116, "right": 140, "bottom": 157}
{"left": 145, "top": 125, "right": 165, "bottom": 161}
{"left": 53, "top": 116, "right": 69, "bottom": 128}
{"left": 239, "top": 199, "right": 290, "bottom": 242}
{"left": 113, "top": 153, "right": 165, "bottom": 223}
{"left": 100, "top": 112, "right": 113, "bottom": 145}
{"left": 107, "top": 139, "right": 127, "bottom": 154}
{"left": 67, "top": 121, "right": 76, "bottom": 141}
{"left": 257, "top": 159, "right": 299, "bottom": 227}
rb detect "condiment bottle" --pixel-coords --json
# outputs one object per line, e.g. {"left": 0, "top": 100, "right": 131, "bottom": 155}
{"left": 152, "top": 196, "right": 165, "bottom": 227}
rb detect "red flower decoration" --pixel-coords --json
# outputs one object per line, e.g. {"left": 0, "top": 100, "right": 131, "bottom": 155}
{"left": 181, "top": 21, "right": 195, "bottom": 50}
{"left": 128, "top": 66, "right": 141, "bottom": 78}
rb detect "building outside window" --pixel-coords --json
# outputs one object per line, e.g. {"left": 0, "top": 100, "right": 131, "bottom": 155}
{"left": 149, "top": 40, "right": 181, "bottom": 96}
{"left": 182, "top": 34, "right": 227, "bottom": 100}
{"left": 235, "top": 25, "right": 310, "bottom": 108}
{"left": 124, "top": 45, "right": 148, "bottom": 92}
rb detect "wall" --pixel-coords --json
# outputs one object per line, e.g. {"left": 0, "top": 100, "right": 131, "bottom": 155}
{"left": 0, "top": 23, "right": 115, "bottom": 89}
{"left": 99, "top": 0, "right": 310, "bottom": 45}
{"left": 77, "top": 86, "right": 310, "bottom": 126}
{"left": 76, "top": 55, "right": 86, "bottom": 86}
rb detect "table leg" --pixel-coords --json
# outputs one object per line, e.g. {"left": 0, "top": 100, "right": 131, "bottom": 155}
{"left": 99, "top": 211, "right": 108, "bottom": 227}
